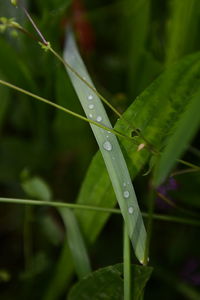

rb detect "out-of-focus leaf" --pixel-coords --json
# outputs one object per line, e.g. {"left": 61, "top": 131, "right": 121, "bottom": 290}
{"left": 122, "top": 0, "right": 151, "bottom": 97}
{"left": 59, "top": 208, "right": 91, "bottom": 279}
{"left": 68, "top": 263, "right": 153, "bottom": 300}
{"left": 153, "top": 93, "right": 200, "bottom": 186}
{"left": 22, "top": 176, "right": 52, "bottom": 201}
{"left": 22, "top": 176, "right": 91, "bottom": 298}
{"left": 165, "top": 0, "right": 200, "bottom": 65}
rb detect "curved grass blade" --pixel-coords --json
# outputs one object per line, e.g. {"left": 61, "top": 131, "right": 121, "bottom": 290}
{"left": 21, "top": 176, "right": 91, "bottom": 280}
{"left": 63, "top": 30, "right": 147, "bottom": 263}
{"left": 153, "top": 92, "right": 200, "bottom": 186}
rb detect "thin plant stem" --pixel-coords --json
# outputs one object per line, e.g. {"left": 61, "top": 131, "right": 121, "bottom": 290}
{"left": 0, "top": 79, "right": 134, "bottom": 143}
{"left": 0, "top": 197, "right": 200, "bottom": 227}
{"left": 123, "top": 225, "right": 131, "bottom": 300}
{"left": 171, "top": 168, "right": 200, "bottom": 177}
{"left": 49, "top": 46, "right": 156, "bottom": 153}
{"left": 157, "top": 192, "right": 200, "bottom": 218}
{"left": 176, "top": 159, "right": 200, "bottom": 170}
{"left": 23, "top": 206, "right": 32, "bottom": 269}
{"left": 144, "top": 188, "right": 156, "bottom": 265}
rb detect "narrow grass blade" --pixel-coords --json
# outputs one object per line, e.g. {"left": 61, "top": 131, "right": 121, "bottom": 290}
{"left": 63, "top": 30, "right": 147, "bottom": 263}
{"left": 123, "top": 225, "right": 131, "bottom": 300}
{"left": 59, "top": 208, "right": 91, "bottom": 279}
{"left": 153, "top": 93, "right": 200, "bottom": 186}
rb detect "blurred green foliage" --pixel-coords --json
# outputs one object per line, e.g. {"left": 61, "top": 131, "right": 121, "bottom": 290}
{"left": 0, "top": 0, "right": 200, "bottom": 299}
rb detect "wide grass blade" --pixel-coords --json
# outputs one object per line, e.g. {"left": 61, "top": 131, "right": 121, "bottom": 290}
{"left": 63, "top": 30, "right": 147, "bottom": 263}
{"left": 153, "top": 93, "right": 200, "bottom": 186}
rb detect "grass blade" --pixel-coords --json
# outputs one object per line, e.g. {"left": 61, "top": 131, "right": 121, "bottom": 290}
{"left": 63, "top": 30, "right": 147, "bottom": 263}
{"left": 59, "top": 208, "right": 92, "bottom": 279}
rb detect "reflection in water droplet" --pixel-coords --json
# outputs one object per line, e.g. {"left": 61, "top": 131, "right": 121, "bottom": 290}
{"left": 88, "top": 95, "right": 93, "bottom": 100}
{"left": 128, "top": 206, "right": 134, "bottom": 214}
{"left": 89, "top": 114, "right": 93, "bottom": 118}
{"left": 103, "top": 141, "right": 112, "bottom": 151}
{"left": 123, "top": 191, "right": 130, "bottom": 198}
{"left": 96, "top": 116, "right": 102, "bottom": 122}
{"left": 88, "top": 104, "right": 94, "bottom": 109}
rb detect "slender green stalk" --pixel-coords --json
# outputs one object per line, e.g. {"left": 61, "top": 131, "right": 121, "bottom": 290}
{"left": 171, "top": 168, "right": 200, "bottom": 177}
{"left": 176, "top": 159, "right": 200, "bottom": 169}
{"left": 144, "top": 188, "right": 155, "bottom": 265}
{"left": 23, "top": 206, "right": 32, "bottom": 269}
{"left": 0, "top": 79, "right": 133, "bottom": 142}
{"left": 0, "top": 197, "right": 200, "bottom": 226}
{"left": 157, "top": 192, "right": 200, "bottom": 218}
{"left": 123, "top": 225, "right": 131, "bottom": 300}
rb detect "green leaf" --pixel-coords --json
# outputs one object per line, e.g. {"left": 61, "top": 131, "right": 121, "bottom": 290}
{"left": 68, "top": 264, "right": 153, "bottom": 300}
{"left": 153, "top": 93, "right": 200, "bottom": 186}
{"left": 64, "top": 30, "right": 147, "bottom": 263}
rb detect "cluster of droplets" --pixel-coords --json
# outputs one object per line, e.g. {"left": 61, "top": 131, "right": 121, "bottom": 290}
{"left": 87, "top": 94, "right": 133, "bottom": 215}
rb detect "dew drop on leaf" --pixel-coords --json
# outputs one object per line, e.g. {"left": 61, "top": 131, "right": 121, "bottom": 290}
{"left": 128, "top": 206, "right": 134, "bottom": 214}
{"left": 123, "top": 191, "right": 130, "bottom": 198}
{"left": 96, "top": 116, "right": 103, "bottom": 122}
{"left": 103, "top": 141, "right": 112, "bottom": 151}
{"left": 88, "top": 95, "right": 93, "bottom": 100}
{"left": 88, "top": 104, "right": 94, "bottom": 109}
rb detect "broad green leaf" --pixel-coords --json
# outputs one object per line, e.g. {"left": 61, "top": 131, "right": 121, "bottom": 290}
{"left": 64, "top": 31, "right": 147, "bottom": 263}
{"left": 153, "top": 93, "right": 200, "bottom": 186}
{"left": 75, "top": 52, "right": 200, "bottom": 245}
{"left": 68, "top": 264, "right": 153, "bottom": 300}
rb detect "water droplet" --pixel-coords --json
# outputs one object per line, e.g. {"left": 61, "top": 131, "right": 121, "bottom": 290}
{"left": 128, "top": 206, "right": 134, "bottom": 214}
{"left": 96, "top": 116, "right": 102, "bottom": 122}
{"left": 88, "top": 104, "right": 94, "bottom": 109}
{"left": 88, "top": 95, "right": 93, "bottom": 100}
{"left": 123, "top": 182, "right": 126, "bottom": 187}
{"left": 107, "top": 131, "right": 111, "bottom": 134}
{"left": 103, "top": 141, "right": 112, "bottom": 151}
{"left": 123, "top": 191, "right": 130, "bottom": 198}
{"left": 106, "top": 135, "right": 109, "bottom": 138}
{"left": 89, "top": 114, "right": 93, "bottom": 118}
